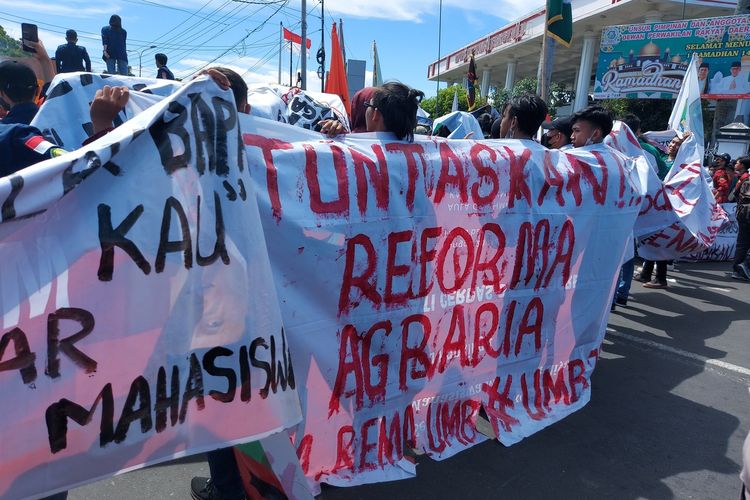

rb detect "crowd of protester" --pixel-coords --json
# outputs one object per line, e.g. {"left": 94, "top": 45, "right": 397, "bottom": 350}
{"left": 1, "top": 17, "right": 749, "bottom": 500}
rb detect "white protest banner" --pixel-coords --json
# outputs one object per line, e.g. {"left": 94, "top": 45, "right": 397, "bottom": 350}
{"left": 31, "top": 74, "right": 350, "bottom": 153}
{"left": 243, "top": 120, "right": 641, "bottom": 486}
{"left": 246, "top": 84, "right": 350, "bottom": 130}
{"left": 32, "top": 72, "right": 182, "bottom": 150}
{"left": 605, "top": 121, "right": 676, "bottom": 238}
{"left": 0, "top": 78, "right": 301, "bottom": 499}
{"left": 637, "top": 133, "right": 726, "bottom": 260}
{"left": 623, "top": 56, "right": 726, "bottom": 260}
{"left": 683, "top": 202, "right": 738, "bottom": 261}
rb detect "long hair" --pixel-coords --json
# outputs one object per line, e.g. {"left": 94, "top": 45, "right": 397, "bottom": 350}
{"left": 372, "top": 82, "right": 424, "bottom": 142}
{"left": 109, "top": 15, "right": 122, "bottom": 30}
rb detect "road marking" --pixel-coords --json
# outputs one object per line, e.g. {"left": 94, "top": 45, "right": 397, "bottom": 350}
{"left": 706, "top": 286, "right": 733, "bottom": 293}
{"left": 606, "top": 328, "right": 750, "bottom": 378}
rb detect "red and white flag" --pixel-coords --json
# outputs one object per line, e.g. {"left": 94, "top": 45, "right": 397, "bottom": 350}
{"left": 283, "top": 27, "right": 311, "bottom": 49}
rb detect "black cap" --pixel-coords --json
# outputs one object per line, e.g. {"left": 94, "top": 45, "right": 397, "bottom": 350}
{"left": 66, "top": 29, "right": 77, "bottom": 40}
{"left": 715, "top": 152, "right": 731, "bottom": 163}
{"left": 0, "top": 60, "right": 38, "bottom": 94}
{"left": 731, "top": 61, "right": 741, "bottom": 68}
{"left": 699, "top": 62, "right": 709, "bottom": 69}
{"left": 541, "top": 116, "right": 573, "bottom": 137}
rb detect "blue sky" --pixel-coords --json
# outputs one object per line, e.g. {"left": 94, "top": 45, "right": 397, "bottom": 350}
{"left": 0, "top": 0, "right": 544, "bottom": 97}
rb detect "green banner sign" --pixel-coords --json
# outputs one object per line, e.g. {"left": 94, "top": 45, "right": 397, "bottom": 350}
{"left": 595, "top": 15, "right": 750, "bottom": 99}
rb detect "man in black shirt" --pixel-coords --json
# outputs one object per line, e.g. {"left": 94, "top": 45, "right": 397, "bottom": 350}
{"left": 155, "top": 53, "right": 175, "bottom": 80}
{"left": 55, "top": 30, "right": 92, "bottom": 74}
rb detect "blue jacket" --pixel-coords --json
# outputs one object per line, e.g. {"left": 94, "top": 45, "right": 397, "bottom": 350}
{"left": 101, "top": 26, "right": 128, "bottom": 61}
{"left": 0, "top": 124, "right": 65, "bottom": 178}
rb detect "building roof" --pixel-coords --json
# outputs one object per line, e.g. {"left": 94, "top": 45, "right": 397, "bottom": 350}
{"left": 428, "top": 0, "right": 736, "bottom": 87}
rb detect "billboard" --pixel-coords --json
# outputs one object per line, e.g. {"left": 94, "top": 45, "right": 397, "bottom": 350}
{"left": 595, "top": 15, "right": 750, "bottom": 100}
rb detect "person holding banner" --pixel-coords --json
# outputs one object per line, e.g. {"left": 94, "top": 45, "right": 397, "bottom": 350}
{"left": 622, "top": 114, "right": 668, "bottom": 178}
{"left": 0, "top": 59, "right": 42, "bottom": 125}
{"left": 497, "top": 94, "right": 548, "bottom": 140}
{"left": 570, "top": 105, "right": 613, "bottom": 148}
{"left": 639, "top": 133, "right": 692, "bottom": 288}
{"left": 366, "top": 81, "right": 425, "bottom": 141}
{"left": 541, "top": 116, "right": 573, "bottom": 150}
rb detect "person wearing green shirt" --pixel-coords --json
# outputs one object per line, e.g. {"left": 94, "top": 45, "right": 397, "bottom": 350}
{"left": 622, "top": 114, "right": 670, "bottom": 179}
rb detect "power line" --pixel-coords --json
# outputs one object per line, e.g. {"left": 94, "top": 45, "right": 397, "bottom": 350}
{"left": 186, "top": 0, "right": 289, "bottom": 77}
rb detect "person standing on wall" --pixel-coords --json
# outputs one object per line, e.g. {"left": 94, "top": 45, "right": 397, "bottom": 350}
{"left": 101, "top": 15, "right": 128, "bottom": 75}
{"left": 155, "top": 53, "right": 175, "bottom": 80}
{"left": 55, "top": 30, "right": 91, "bottom": 74}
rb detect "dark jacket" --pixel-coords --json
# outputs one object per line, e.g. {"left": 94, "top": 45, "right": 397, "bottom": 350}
{"left": 101, "top": 26, "right": 128, "bottom": 61}
{"left": 55, "top": 42, "right": 92, "bottom": 73}
{"left": 0, "top": 124, "right": 65, "bottom": 178}
{"left": 1, "top": 102, "right": 39, "bottom": 126}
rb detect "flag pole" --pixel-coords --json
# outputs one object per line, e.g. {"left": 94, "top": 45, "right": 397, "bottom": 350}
{"left": 301, "top": 0, "right": 307, "bottom": 90}
{"left": 435, "top": 0, "right": 443, "bottom": 117}
{"left": 278, "top": 22, "right": 283, "bottom": 85}
{"left": 289, "top": 39, "right": 293, "bottom": 87}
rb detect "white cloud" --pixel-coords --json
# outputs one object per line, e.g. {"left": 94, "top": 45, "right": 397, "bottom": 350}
{"left": 306, "top": 0, "right": 541, "bottom": 22}
{"left": 0, "top": 0, "right": 117, "bottom": 18}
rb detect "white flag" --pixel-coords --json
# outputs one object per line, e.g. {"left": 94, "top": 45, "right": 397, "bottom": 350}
{"left": 451, "top": 88, "right": 459, "bottom": 113}
{"left": 669, "top": 54, "right": 704, "bottom": 149}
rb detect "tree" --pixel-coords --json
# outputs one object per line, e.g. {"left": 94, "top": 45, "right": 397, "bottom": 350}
{"left": 488, "top": 77, "right": 574, "bottom": 117}
{"left": 422, "top": 84, "right": 488, "bottom": 119}
{"left": 599, "top": 99, "right": 674, "bottom": 132}
{"left": 0, "top": 25, "right": 24, "bottom": 57}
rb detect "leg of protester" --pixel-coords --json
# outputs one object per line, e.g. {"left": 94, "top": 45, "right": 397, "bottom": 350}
{"left": 191, "top": 448, "right": 247, "bottom": 500}
{"left": 116, "top": 59, "right": 128, "bottom": 75}
{"left": 733, "top": 219, "right": 750, "bottom": 280}
{"left": 616, "top": 258, "right": 635, "bottom": 305}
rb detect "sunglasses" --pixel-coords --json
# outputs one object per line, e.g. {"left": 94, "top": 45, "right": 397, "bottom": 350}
{"left": 363, "top": 101, "right": 376, "bottom": 109}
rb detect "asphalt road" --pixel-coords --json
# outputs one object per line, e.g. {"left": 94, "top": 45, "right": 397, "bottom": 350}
{"left": 70, "top": 261, "right": 750, "bottom": 500}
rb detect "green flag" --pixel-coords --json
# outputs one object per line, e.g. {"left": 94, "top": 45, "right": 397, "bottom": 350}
{"left": 547, "top": 0, "right": 572, "bottom": 47}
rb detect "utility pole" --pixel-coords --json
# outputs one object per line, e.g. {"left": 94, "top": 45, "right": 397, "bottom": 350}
{"left": 320, "top": 0, "right": 325, "bottom": 91}
{"left": 301, "top": 0, "right": 307, "bottom": 90}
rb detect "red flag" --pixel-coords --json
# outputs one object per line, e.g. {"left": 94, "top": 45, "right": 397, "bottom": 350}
{"left": 324, "top": 22, "right": 350, "bottom": 116}
{"left": 283, "top": 27, "right": 311, "bottom": 49}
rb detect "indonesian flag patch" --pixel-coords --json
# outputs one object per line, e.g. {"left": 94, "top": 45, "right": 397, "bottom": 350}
{"left": 24, "top": 135, "right": 56, "bottom": 155}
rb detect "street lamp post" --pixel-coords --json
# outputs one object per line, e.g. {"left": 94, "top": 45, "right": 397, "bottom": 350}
{"left": 139, "top": 45, "right": 157, "bottom": 77}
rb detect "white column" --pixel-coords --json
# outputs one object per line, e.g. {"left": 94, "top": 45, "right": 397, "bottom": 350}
{"left": 504, "top": 60, "right": 517, "bottom": 91}
{"left": 574, "top": 33, "right": 597, "bottom": 111}
{"left": 481, "top": 69, "right": 491, "bottom": 97}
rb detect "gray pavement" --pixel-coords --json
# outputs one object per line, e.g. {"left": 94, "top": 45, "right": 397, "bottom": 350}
{"left": 70, "top": 261, "right": 750, "bottom": 500}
